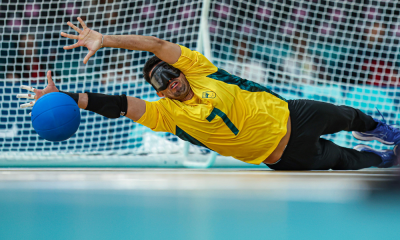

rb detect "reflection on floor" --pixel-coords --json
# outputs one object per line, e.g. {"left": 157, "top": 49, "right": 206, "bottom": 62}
{"left": 0, "top": 168, "right": 399, "bottom": 240}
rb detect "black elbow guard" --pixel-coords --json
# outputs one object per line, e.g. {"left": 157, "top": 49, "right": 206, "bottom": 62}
{"left": 85, "top": 92, "right": 128, "bottom": 119}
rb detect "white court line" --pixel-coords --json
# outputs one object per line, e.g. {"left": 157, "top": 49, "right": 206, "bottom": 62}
{"left": 0, "top": 168, "right": 396, "bottom": 178}
{"left": 0, "top": 168, "right": 390, "bottom": 203}
{"left": 1, "top": 167, "right": 396, "bottom": 173}
{"left": 2, "top": 167, "right": 396, "bottom": 172}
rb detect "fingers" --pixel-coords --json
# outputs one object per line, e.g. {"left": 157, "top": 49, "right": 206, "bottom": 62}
{"left": 20, "top": 101, "right": 35, "bottom": 109}
{"left": 47, "top": 70, "right": 54, "bottom": 85}
{"left": 60, "top": 32, "right": 79, "bottom": 40}
{"left": 21, "top": 85, "right": 35, "bottom": 92}
{"left": 77, "top": 17, "right": 87, "bottom": 29}
{"left": 67, "top": 21, "right": 82, "bottom": 33}
{"left": 17, "top": 94, "right": 35, "bottom": 99}
{"left": 83, "top": 50, "right": 96, "bottom": 64}
{"left": 19, "top": 86, "right": 36, "bottom": 113}
{"left": 63, "top": 42, "right": 80, "bottom": 50}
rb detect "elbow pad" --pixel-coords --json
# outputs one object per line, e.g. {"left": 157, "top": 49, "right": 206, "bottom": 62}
{"left": 85, "top": 92, "right": 128, "bottom": 119}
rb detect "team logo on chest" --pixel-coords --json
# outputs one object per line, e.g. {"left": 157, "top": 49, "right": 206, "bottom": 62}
{"left": 202, "top": 91, "right": 216, "bottom": 99}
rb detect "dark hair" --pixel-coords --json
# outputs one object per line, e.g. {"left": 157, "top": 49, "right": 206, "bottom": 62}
{"left": 142, "top": 55, "right": 163, "bottom": 84}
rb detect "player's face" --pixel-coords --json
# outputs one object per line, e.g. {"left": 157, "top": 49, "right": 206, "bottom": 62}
{"left": 157, "top": 72, "right": 191, "bottom": 101}
{"left": 149, "top": 63, "right": 191, "bottom": 101}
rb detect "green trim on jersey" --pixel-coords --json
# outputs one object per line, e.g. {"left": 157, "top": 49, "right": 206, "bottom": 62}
{"left": 206, "top": 68, "right": 287, "bottom": 102}
{"left": 175, "top": 126, "right": 209, "bottom": 149}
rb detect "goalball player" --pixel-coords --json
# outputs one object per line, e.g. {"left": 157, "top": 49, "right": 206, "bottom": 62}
{"left": 19, "top": 17, "right": 400, "bottom": 170}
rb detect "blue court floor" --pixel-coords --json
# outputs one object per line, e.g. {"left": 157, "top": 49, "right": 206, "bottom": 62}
{"left": 0, "top": 168, "right": 399, "bottom": 240}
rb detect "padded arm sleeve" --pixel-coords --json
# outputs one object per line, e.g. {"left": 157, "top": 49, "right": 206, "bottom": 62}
{"left": 59, "top": 91, "right": 128, "bottom": 119}
{"left": 85, "top": 92, "right": 128, "bottom": 119}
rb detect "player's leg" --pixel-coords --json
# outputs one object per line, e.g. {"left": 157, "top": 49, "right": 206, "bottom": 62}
{"left": 267, "top": 137, "right": 395, "bottom": 170}
{"left": 267, "top": 99, "right": 395, "bottom": 170}
{"left": 313, "top": 138, "right": 396, "bottom": 170}
{"left": 301, "top": 99, "right": 399, "bottom": 169}
{"left": 291, "top": 98, "right": 400, "bottom": 147}
{"left": 288, "top": 99, "right": 377, "bottom": 136}
{"left": 297, "top": 98, "right": 400, "bottom": 145}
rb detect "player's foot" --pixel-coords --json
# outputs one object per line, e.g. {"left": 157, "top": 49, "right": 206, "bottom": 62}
{"left": 353, "top": 144, "right": 398, "bottom": 168}
{"left": 352, "top": 118, "right": 400, "bottom": 145}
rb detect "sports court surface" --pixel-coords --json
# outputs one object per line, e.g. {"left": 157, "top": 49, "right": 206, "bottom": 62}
{"left": 0, "top": 167, "right": 399, "bottom": 240}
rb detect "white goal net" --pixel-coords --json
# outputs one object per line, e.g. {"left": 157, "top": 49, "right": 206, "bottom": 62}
{"left": 0, "top": 0, "right": 399, "bottom": 167}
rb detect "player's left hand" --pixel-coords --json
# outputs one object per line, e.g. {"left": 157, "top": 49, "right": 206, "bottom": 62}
{"left": 60, "top": 17, "right": 103, "bottom": 64}
{"left": 17, "top": 70, "right": 59, "bottom": 115}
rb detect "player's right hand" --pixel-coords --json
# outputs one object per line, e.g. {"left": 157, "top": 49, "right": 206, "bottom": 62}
{"left": 61, "top": 17, "right": 103, "bottom": 64}
{"left": 17, "top": 70, "right": 59, "bottom": 114}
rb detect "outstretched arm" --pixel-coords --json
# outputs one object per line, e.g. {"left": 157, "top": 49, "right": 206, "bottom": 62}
{"left": 76, "top": 91, "right": 145, "bottom": 121}
{"left": 18, "top": 71, "right": 146, "bottom": 121}
{"left": 61, "top": 17, "right": 181, "bottom": 65}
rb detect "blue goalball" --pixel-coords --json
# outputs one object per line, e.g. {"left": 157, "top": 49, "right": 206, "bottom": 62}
{"left": 31, "top": 92, "right": 80, "bottom": 142}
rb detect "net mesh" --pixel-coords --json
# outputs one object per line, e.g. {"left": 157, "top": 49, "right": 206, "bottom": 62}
{"left": 0, "top": 0, "right": 399, "bottom": 162}
{"left": 0, "top": 0, "right": 203, "bottom": 157}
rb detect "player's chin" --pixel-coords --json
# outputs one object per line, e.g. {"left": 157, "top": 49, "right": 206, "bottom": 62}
{"left": 171, "top": 90, "right": 186, "bottom": 100}
{"left": 174, "top": 86, "right": 186, "bottom": 96}
{"left": 172, "top": 92, "right": 185, "bottom": 99}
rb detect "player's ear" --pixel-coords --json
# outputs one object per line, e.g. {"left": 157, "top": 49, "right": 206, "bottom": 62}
{"left": 156, "top": 92, "right": 164, "bottom": 98}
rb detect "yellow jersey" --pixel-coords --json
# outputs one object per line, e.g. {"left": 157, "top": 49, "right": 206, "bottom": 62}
{"left": 136, "top": 45, "right": 290, "bottom": 164}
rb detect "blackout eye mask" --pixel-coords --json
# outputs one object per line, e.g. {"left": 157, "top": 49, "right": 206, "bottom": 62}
{"left": 149, "top": 61, "right": 181, "bottom": 92}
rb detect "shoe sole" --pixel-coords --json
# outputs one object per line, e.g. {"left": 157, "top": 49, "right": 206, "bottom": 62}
{"left": 353, "top": 144, "right": 369, "bottom": 151}
{"left": 353, "top": 144, "right": 393, "bottom": 153}
{"left": 352, "top": 131, "right": 394, "bottom": 145}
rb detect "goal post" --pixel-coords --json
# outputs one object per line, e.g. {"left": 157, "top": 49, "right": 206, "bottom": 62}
{"left": 0, "top": 0, "right": 398, "bottom": 167}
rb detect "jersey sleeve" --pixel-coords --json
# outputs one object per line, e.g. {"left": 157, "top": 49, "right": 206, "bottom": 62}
{"left": 135, "top": 100, "right": 175, "bottom": 133}
{"left": 171, "top": 45, "right": 218, "bottom": 78}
